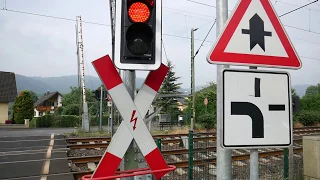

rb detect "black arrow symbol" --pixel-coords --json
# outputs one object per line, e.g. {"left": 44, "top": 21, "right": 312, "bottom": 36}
{"left": 242, "top": 13, "right": 272, "bottom": 51}
{"left": 231, "top": 102, "right": 264, "bottom": 138}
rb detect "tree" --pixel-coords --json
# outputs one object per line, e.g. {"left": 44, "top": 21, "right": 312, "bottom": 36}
{"left": 61, "top": 87, "right": 99, "bottom": 115}
{"left": 305, "top": 84, "right": 320, "bottom": 96}
{"left": 12, "top": 90, "right": 34, "bottom": 124}
{"left": 156, "top": 60, "right": 182, "bottom": 120}
{"left": 28, "top": 91, "right": 39, "bottom": 103}
{"left": 185, "top": 82, "right": 217, "bottom": 128}
{"left": 300, "top": 84, "right": 320, "bottom": 111}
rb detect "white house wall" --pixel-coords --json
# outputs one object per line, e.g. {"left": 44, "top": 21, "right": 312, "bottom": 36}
{"left": 58, "top": 95, "right": 62, "bottom": 107}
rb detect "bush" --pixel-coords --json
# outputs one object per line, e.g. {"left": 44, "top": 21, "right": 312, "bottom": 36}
{"left": 30, "top": 117, "right": 41, "bottom": 128}
{"left": 53, "top": 115, "right": 80, "bottom": 127}
{"left": 197, "top": 113, "right": 216, "bottom": 129}
{"left": 39, "top": 114, "right": 54, "bottom": 127}
{"left": 33, "top": 115, "right": 80, "bottom": 128}
{"left": 298, "top": 110, "right": 320, "bottom": 126}
{"left": 91, "top": 115, "right": 110, "bottom": 126}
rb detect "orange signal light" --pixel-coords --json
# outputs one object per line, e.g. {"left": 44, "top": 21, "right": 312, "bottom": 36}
{"left": 128, "top": 2, "right": 151, "bottom": 23}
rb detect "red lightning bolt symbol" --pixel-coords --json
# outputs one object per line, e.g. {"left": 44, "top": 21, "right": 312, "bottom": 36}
{"left": 130, "top": 110, "right": 138, "bottom": 130}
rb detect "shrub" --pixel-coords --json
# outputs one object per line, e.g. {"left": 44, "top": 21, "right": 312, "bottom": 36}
{"left": 91, "top": 115, "right": 110, "bottom": 126}
{"left": 298, "top": 110, "right": 320, "bottom": 126}
{"left": 197, "top": 113, "right": 216, "bottom": 129}
{"left": 33, "top": 115, "right": 80, "bottom": 128}
{"left": 53, "top": 115, "right": 79, "bottom": 127}
{"left": 30, "top": 117, "right": 41, "bottom": 128}
{"left": 38, "top": 114, "right": 54, "bottom": 127}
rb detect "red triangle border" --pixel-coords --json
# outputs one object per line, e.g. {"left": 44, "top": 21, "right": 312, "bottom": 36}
{"left": 208, "top": 0, "right": 301, "bottom": 69}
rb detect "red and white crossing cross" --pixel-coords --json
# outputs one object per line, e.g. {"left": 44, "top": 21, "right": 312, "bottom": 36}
{"left": 91, "top": 55, "right": 169, "bottom": 180}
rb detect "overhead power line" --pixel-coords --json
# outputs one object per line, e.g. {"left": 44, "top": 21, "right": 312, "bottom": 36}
{"left": 275, "top": 0, "right": 320, "bottom": 12}
{"left": 194, "top": 20, "right": 216, "bottom": 57}
{"left": 185, "top": 0, "right": 216, "bottom": 8}
{"left": 279, "top": 0, "right": 318, "bottom": 17}
{"left": 162, "top": 40, "right": 169, "bottom": 62}
{"left": 1, "top": 9, "right": 111, "bottom": 26}
{"left": 1, "top": 4, "right": 320, "bottom": 44}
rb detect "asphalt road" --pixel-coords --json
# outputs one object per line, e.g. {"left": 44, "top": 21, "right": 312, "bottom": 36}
{"left": 0, "top": 129, "right": 74, "bottom": 180}
{"left": 0, "top": 128, "right": 76, "bottom": 138}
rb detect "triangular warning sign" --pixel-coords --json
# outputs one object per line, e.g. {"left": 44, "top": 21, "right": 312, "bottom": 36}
{"left": 207, "top": 0, "right": 302, "bottom": 69}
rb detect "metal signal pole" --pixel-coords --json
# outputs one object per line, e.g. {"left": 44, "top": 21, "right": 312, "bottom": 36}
{"left": 190, "top": 28, "right": 198, "bottom": 131}
{"left": 249, "top": 66, "right": 259, "bottom": 180}
{"left": 76, "top": 16, "right": 90, "bottom": 132}
{"left": 216, "top": 0, "right": 232, "bottom": 179}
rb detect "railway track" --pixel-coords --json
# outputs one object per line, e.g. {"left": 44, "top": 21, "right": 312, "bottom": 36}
{"left": 66, "top": 126, "right": 320, "bottom": 150}
{"left": 67, "top": 126, "right": 317, "bottom": 179}
{"left": 69, "top": 147, "right": 303, "bottom": 179}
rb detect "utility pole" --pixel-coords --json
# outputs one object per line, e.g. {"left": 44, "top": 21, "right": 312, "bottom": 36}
{"left": 76, "top": 16, "right": 90, "bottom": 132}
{"left": 99, "top": 86, "right": 103, "bottom": 131}
{"left": 109, "top": 0, "right": 116, "bottom": 137}
{"left": 216, "top": 0, "right": 232, "bottom": 179}
{"left": 190, "top": 28, "right": 198, "bottom": 131}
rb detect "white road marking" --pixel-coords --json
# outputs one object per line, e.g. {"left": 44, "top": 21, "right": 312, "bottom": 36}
{"left": 40, "top": 134, "right": 54, "bottom": 180}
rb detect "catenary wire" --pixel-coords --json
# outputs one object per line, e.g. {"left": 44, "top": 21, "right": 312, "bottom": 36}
{"left": 194, "top": 20, "right": 216, "bottom": 57}
{"left": 279, "top": 0, "right": 318, "bottom": 17}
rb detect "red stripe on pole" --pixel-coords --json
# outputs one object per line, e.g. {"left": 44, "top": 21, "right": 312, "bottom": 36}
{"left": 145, "top": 148, "right": 168, "bottom": 179}
{"left": 144, "top": 64, "right": 169, "bottom": 91}
{"left": 92, "top": 55, "right": 122, "bottom": 90}
{"left": 91, "top": 152, "right": 122, "bottom": 178}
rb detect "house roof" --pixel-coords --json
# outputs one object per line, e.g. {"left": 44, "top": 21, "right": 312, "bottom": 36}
{"left": 34, "top": 91, "right": 62, "bottom": 107}
{"left": 0, "top": 71, "right": 17, "bottom": 103}
{"left": 177, "top": 97, "right": 187, "bottom": 105}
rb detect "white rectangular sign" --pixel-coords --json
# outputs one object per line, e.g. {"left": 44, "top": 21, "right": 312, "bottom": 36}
{"left": 222, "top": 69, "right": 292, "bottom": 149}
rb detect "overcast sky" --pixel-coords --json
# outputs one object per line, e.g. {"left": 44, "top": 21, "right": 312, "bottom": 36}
{"left": 1, "top": 0, "right": 320, "bottom": 89}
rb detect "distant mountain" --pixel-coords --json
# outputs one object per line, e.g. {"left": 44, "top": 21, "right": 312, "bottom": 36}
{"left": 15, "top": 74, "right": 145, "bottom": 95}
{"left": 14, "top": 74, "right": 312, "bottom": 98}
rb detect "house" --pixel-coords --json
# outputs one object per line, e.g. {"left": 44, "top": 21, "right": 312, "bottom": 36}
{"left": 177, "top": 97, "right": 188, "bottom": 111}
{"left": 34, "top": 91, "right": 62, "bottom": 117}
{"left": 0, "top": 71, "right": 17, "bottom": 123}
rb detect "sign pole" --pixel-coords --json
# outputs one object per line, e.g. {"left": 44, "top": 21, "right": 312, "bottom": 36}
{"left": 216, "top": 0, "right": 232, "bottom": 179}
{"left": 249, "top": 66, "right": 259, "bottom": 180}
{"left": 122, "top": 70, "right": 138, "bottom": 180}
{"left": 99, "top": 86, "right": 103, "bottom": 131}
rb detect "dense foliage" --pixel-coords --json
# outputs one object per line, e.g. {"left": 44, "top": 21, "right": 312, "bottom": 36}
{"left": 60, "top": 87, "right": 100, "bottom": 116}
{"left": 294, "top": 84, "right": 320, "bottom": 126}
{"left": 185, "top": 82, "right": 217, "bottom": 129}
{"left": 12, "top": 90, "right": 34, "bottom": 124}
{"left": 156, "top": 60, "right": 183, "bottom": 121}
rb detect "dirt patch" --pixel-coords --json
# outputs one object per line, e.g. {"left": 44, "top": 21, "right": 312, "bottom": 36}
{"left": 293, "top": 122, "right": 304, "bottom": 128}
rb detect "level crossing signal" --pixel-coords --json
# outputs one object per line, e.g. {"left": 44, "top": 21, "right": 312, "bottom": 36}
{"left": 114, "top": 0, "right": 162, "bottom": 71}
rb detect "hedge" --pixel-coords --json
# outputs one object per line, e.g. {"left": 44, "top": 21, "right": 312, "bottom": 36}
{"left": 197, "top": 113, "right": 216, "bottom": 129}
{"left": 297, "top": 110, "right": 320, "bottom": 126}
{"left": 91, "top": 115, "right": 110, "bottom": 126}
{"left": 30, "top": 114, "right": 112, "bottom": 128}
{"left": 31, "top": 115, "right": 80, "bottom": 128}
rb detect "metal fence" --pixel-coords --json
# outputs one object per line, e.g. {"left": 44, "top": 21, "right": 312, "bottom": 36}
{"left": 155, "top": 130, "right": 304, "bottom": 180}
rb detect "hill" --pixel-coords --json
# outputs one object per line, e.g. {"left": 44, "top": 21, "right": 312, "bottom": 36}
{"left": 15, "top": 74, "right": 145, "bottom": 95}
{"left": 15, "top": 74, "right": 311, "bottom": 98}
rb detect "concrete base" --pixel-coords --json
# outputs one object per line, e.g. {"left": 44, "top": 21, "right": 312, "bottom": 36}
{"left": 303, "top": 136, "right": 320, "bottom": 179}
